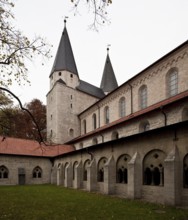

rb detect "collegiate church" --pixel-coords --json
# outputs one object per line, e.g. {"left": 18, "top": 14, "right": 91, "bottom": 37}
{"left": 1, "top": 21, "right": 188, "bottom": 206}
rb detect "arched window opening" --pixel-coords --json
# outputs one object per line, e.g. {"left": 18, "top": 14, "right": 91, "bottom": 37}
{"left": 64, "top": 162, "right": 69, "bottom": 180}
{"left": 104, "top": 106, "right": 110, "bottom": 124}
{"left": 116, "top": 154, "right": 130, "bottom": 184}
{"left": 69, "top": 128, "right": 74, "bottom": 137}
{"left": 97, "top": 157, "right": 107, "bottom": 182}
{"left": 0, "top": 166, "right": 8, "bottom": 179}
{"left": 143, "top": 150, "right": 165, "bottom": 186}
{"left": 83, "top": 160, "right": 90, "bottom": 181}
{"left": 73, "top": 162, "right": 78, "bottom": 180}
{"left": 83, "top": 120, "right": 87, "bottom": 134}
{"left": 92, "top": 114, "right": 97, "bottom": 130}
{"left": 111, "top": 131, "right": 119, "bottom": 140}
{"left": 92, "top": 137, "right": 98, "bottom": 145}
{"left": 139, "top": 85, "right": 147, "bottom": 109}
{"left": 33, "top": 166, "right": 42, "bottom": 178}
{"left": 119, "top": 97, "right": 126, "bottom": 118}
{"left": 167, "top": 69, "right": 178, "bottom": 97}
{"left": 139, "top": 120, "right": 150, "bottom": 132}
{"left": 79, "top": 143, "right": 83, "bottom": 149}
{"left": 183, "top": 154, "right": 188, "bottom": 188}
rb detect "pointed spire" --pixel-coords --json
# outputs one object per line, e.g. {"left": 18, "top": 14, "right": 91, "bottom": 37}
{"left": 100, "top": 47, "right": 118, "bottom": 94}
{"left": 50, "top": 20, "right": 79, "bottom": 77}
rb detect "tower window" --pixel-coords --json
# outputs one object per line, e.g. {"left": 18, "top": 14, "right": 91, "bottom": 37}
{"left": 59, "top": 72, "right": 61, "bottom": 76}
{"left": 70, "top": 74, "right": 73, "bottom": 78}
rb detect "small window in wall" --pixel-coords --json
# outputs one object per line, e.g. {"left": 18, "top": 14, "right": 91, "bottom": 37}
{"left": 111, "top": 131, "right": 119, "bottom": 140}
{"left": 33, "top": 166, "right": 42, "bottom": 178}
{"left": 92, "top": 113, "right": 97, "bottom": 130}
{"left": 70, "top": 74, "right": 73, "bottom": 78}
{"left": 79, "top": 143, "right": 83, "bottom": 149}
{"left": 0, "top": 165, "right": 8, "bottom": 179}
{"left": 92, "top": 137, "right": 98, "bottom": 145}
{"left": 139, "top": 85, "right": 147, "bottom": 109}
{"left": 104, "top": 106, "right": 110, "bottom": 124}
{"left": 139, "top": 120, "right": 150, "bottom": 132}
{"left": 51, "top": 114, "right": 52, "bottom": 120}
{"left": 83, "top": 120, "right": 87, "bottom": 134}
{"left": 69, "top": 128, "right": 74, "bottom": 137}
{"left": 119, "top": 97, "right": 126, "bottom": 118}
{"left": 59, "top": 72, "right": 62, "bottom": 76}
{"left": 167, "top": 69, "right": 178, "bottom": 97}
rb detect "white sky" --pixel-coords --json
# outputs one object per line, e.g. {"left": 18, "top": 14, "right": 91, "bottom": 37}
{"left": 10, "top": 0, "right": 188, "bottom": 104}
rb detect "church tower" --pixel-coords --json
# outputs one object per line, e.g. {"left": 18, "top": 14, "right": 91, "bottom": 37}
{"left": 100, "top": 48, "right": 118, "bottom": 94}
{"left": 46, "top": 21, "right": 104, "bottom": 144}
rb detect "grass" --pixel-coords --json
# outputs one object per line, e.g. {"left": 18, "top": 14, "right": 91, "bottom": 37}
{"left": 0, "top": 185, "right": 188, "bottom": 220}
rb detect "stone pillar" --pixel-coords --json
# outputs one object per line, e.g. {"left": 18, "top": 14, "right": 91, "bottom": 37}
{"left": 164, "top": 145, "right": 180, "bottom": 206}
{"left": 87, "top": 159, "right": 97, "bottom": 192}
{"left": 128, "top": 152, "right": 142, "bottom": 199}
{"left": 104, "top": 156, "right": 116, "bottom": 194}
{"left": 64, "top": 162, "right": 72, "bottom": 188}
{"left": 57, "top": 163, "right": 64, "bottom": 186}
{"left": 74, "top": 161, "right": 82, "bottom": 189}
{"left": 51, "top": 165, "right": 57, "bottom": 185}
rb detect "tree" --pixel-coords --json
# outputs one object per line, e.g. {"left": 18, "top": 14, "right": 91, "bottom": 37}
{"left": 0, "top": 98, "right": 46, "bottom": 141}
{"left": 70, "top": 0, "right": 112, "bottom": 30}
{"left": 0, "top": 0, "right": 51, "bottom": 86}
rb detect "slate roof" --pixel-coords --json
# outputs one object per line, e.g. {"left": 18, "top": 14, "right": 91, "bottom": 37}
{"left": 100, "top": 53, "right": 118, "bottom": 93}
{"left": 0, "top": 137, "right": 74, "bottom": 157}
{"left": 77, "top": 80, "right": 105, "bottom": 98}
{"left": 50, "top": 26, "right": 78, "bottom": 77}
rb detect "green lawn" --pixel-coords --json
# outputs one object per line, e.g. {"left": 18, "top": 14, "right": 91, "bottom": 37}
{"left": 0, "top": 185, "right": 188, "bottom": 220}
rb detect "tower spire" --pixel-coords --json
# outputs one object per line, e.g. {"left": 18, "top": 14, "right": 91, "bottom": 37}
{"left": 49, "top": 19, "right": 78, "bottom": 77}
{"left": 100, "top": 46, "right": 118, "bottom": 94}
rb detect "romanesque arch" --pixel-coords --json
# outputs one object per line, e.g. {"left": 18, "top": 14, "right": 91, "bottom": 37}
{"left": 73, "top": 161, "right": 78, "bottom": 180}
{"left": 83, "top": 159, "right": 90, "bottom": 181}
{"left": 97, "top": 157, "right": 107, "bottom": 182}
{"left": 116, "top": 154, "right": 131, "bottom": 184}
{"left": 143, "top": 149, "right": 166, "bottom": 186}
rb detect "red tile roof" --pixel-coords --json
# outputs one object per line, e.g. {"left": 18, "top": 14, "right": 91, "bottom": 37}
{"left": 0, "top": 137, "right": 75, "bottom": 157}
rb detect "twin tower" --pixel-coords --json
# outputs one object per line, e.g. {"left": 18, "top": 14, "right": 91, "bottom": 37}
{"left": 47, "top": 21, "right": 118, "bottom": 144}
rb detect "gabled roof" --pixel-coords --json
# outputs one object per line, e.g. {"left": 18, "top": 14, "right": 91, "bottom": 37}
{"left": 0, "top": 137, "right": 74, "bottom": 157}
{"left": 100, "top": 52, "right": 118, "bottom": 93}
{"left": 77, "top": 80, "right": 105, "bottom": 99}
{"left": 50, "top": 23, "right": 78, "bottom": 77}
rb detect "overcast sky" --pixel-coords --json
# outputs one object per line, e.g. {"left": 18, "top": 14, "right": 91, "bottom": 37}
{"left": 11, "top": 0, "right": 188, "bottom": 104}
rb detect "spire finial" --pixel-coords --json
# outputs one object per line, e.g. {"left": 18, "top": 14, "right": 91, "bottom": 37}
{"left": 64, "top": 16, "right": 68, "bottom": 27}
{"left": 107, "top": 44, "right": 111, "bottom": 54}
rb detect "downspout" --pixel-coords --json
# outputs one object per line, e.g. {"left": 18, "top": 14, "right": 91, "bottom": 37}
{"left": 128, "top": 83, "right": 133, "bottom": 114}
{"left": 160, "top": 106, "right": 167, "bottom": 126}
